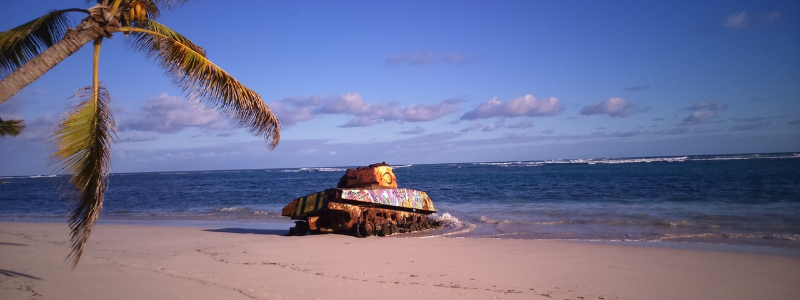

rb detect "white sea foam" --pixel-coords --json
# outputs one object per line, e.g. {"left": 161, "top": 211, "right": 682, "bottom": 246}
{"left": 29, "top": 175, "right": 58, "bottom": 178}
{"left": 219, "top": 206, "right": 247, "bottom": 212}
{"left": 544, "top": 156, "right": 688, "bottom": 165}
{"left": 297, "top": 167, "right": 347, "bottom": 172}
{"left": 473, "top": 161, "right": 543, "bottom": 167}
{"left": 430, "top": 212, "right": 464, "bottom": 227}
{"left": 479, "top": 216, "right": 500, "bottom": 224}
{"left": 315, "top": 168, "right": 348, "bottom": 172}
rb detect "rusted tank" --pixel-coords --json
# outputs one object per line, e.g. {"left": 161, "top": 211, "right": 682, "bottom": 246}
{"left": 281, "top": 163, "right": 441, "bottom": 237}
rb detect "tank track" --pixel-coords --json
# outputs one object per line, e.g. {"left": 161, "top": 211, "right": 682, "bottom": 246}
{"left": 287, "top": 206, "right": 441, "bottom": 237}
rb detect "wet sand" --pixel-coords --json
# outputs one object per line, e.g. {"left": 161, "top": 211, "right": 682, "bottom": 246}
{"left": 1, "top": 221, "right": 798, "bottom": 300}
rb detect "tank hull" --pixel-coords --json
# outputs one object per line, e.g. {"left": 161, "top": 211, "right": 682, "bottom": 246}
{"left": 282, "top": 188, "right": 439, "bottom": 236}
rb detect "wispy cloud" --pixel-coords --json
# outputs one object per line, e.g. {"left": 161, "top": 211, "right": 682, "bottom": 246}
{"left": 763, "top": 11, "right": 783, "bottom": 23}
{"left": 460, "top": 123, "right": 483, "bottom": 133}
{"left": 385, "top": 52, "right": 479, "bottom": 66}
{"left": 688, "top": 102, "right": 728, "bottom": 111}
{"left": 682, "top": 111, "right": 717, "bottom": 124}
{"left": 733, "top": 116, "right": 787, "bottom": 123}
{"left": 120, "top": 94, "right": 229, "bottom": 134}
{"left": 724, "top": 11, "right": 749, "bottom": 29}
{"left": 13, "top": 115, "right": 58, "bottom": 141}
{"left": 398, "top": 126, "right": 426, "bottom": 135}
{"left": 624, "top": 84, "right": 651, "bottom": 91}
{"left": 730, "top": 121, "right": 770, "bottom": 131}
{"left": 580, "top": 97, "right": 646, "bottom": 118}
{"left": 0, "top": 96, "right": 24, "bottom": 118}
{"left": 267, "top": 99, "right": 315, "bottom": 126}
{"left": 119, "top": 132, "right": 158, "bottom": 142}
{"left": 507, "top": 120, "right": 534, "bottom": 129}
{"left": 682, "top": 101, "right": 728, "bottom": 125}
{"left": 269, "top": 92, "right": 461, "bottom": 128}
{"left": 681, "top": 101, "right": 728, "bottom": 125}
{"left": 723, "top": 10, "right": 783, "bottom": 29}
{"left": 482, "top": 121, "right": 503, "bottom": 132}
{"left": 461, "top": 95, "right": 564, "bottom": 120}
{"left": 611, "top": 130, "right": 647, "bottom": 137}
{"left": 654, "top": 127, "right": 721, "bottom": 135}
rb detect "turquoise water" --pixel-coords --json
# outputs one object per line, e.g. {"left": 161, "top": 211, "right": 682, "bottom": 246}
{"left": 1, "top": 153, "right": 799, "bottom": 248}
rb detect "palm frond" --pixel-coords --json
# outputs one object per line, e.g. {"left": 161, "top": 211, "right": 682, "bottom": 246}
{"left": 148, "top": 0, "right": 192, "bottom": 9}
{"left": 127, "top": 22, "right": 279, "bottom": 148}
{"left": 125, "top": 19, "right": 205, "bottom": 56}
{"left": 51, "top": 85, "right": 116, "bottom": 268}
{"left": 0, "top": 118, "right": 26, "bottom": 137}
{"left": 0, "top": 9, "right": 80, "bottom": 78}
{"left": 91, "top": 0, "right": 189, "bottom": 13}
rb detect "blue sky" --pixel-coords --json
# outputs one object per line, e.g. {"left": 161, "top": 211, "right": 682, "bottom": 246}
{"left": 1, "top": 0, "right": 799, "bottom": 175}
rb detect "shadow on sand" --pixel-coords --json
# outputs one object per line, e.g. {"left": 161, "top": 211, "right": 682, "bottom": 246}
{"left": 203, "top": 228, "right": 288, "bottom": 236}
{"left": 0, "top": 269, "right": 42, "bottom": 280}
{"left": 0, "top": 242, "right": 27, "bottom": 246}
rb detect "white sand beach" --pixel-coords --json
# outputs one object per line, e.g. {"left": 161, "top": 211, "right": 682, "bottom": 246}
{"left": 1, "top": 221, "right": 798, "bottom": 300}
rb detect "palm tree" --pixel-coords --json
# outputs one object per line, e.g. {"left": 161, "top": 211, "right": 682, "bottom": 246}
{"left": 0, "top": 117, "right": 26, "bottom": 137}
{"left": 0, "top": 0, "right": 280, "bottom": 267}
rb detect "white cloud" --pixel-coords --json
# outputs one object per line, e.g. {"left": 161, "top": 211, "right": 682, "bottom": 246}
{"left": 282, "top": 92, "right": 461, "bottom": 127}
{"left": 316, "top": 93, "right": 371, "bottom": 115}
{"left": 120, "top": 94, "right": 228, "bottom": 133}
{"left": 724, "top": 11, "right": 749, "bottom": 29}
{"left": 341, "top": 115, "right": 380, "bottom": 128}
{"left": 266, "top": 93, "right": 461, "bottom": 127}
{"left": 580, "top": 97, "right": 644, "bottom": 118}
{"left": 267, "top": 100, "right": 314, "bottom": 126}
{"left": 680, "top": 101, "right": 728, "bottom": 125}
{"left": 461, "top": 95, "right": 564, "bottom": 120}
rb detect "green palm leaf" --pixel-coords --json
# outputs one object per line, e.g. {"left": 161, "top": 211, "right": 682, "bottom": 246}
{"left": 51, "top": 85, "right": 116, "bottom": 268}
{"left": 0, "top": 118, "right": 26, "bottom": 137}
{"left": 127, "top": 21, "right": 279, "bottom": 148}
{"left": 0, "top": 9, "right": 79, "bottom": 78}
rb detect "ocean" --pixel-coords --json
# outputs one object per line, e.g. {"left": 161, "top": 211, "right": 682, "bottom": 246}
{"left": 2, "top": 153, "right": 799, "bottom": 250}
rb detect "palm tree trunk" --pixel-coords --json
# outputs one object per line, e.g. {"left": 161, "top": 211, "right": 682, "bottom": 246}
{"left": 0, "top": 25, "right": 106, "bottom": 104}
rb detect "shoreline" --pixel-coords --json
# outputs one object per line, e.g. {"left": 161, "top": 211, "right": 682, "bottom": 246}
{"left": 3, "top": 217, "right": 799, "bottom": 256}
{"left": 1, "top": 221, "right": 798, "bottom": 300}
